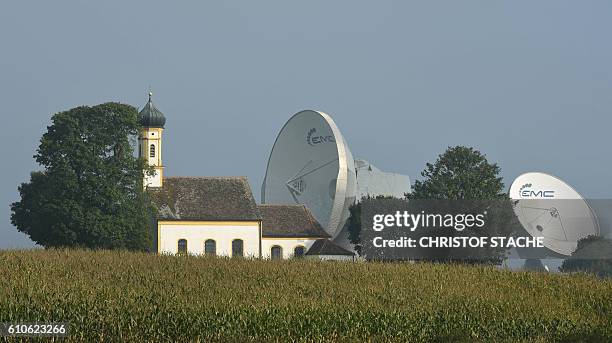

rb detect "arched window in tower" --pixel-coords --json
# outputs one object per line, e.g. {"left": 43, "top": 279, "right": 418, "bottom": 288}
{"left": 205, "top": 239, "right": 216, "bottom": 256}
{"left": 150, "top": 144, "right": 156, "bottom": 158}
{"left": 177, "top": 239, "right": 187, "bottom": 255}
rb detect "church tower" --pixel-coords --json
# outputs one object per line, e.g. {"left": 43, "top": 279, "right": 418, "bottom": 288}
{"left": 139, "top": 91, "right": 166, "bottom": 188}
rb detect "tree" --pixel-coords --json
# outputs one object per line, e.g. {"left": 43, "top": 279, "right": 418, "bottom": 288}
{"left": 347, "top": 195, "right": 395, "bottom": 256}
{"left": 560, "top": 236, "right": 612, "bottom": 278}
{"left": 409, "top": 146, "right": 504, "bottom": 200}
{"left": 11, "top": 103, "right": 154, "bottom": 250}
{"left": 409, "top": 146, "right": 515, "bottom": 262}
{"left": 412, "top": 146, "right": 512, "bottom": 262}
{"left": 348, "top": 146, "right": 516, "bottom": 261}
{"left": 347, "top": 201, "right": 362, "bottom": 254}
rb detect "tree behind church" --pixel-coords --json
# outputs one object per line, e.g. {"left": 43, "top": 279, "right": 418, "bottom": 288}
{"left": 349, "top": 146, "right": 515, "bottom": 262}
{"left": 11, "top": 103, "right": 154, "bottom": 250}
{"left": 409, "top": 146, "right": 504, "bottom": 200}
{"left": 408, "top": 146, "right": 515, "bottom": 263}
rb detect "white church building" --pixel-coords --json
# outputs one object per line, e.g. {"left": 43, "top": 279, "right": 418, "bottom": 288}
{"left": 138, "top": 93, "right": 354, "bottom": 260}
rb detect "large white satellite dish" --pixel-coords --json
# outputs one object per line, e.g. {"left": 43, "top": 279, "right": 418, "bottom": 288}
{"left": 509, "top": 172, "right": 599, "bottom": 256}
{"left": 262, "top": 110, "right": 411, "bottom": 239}
{"left": 262, "top": 110, "right": 356, "bottom": 238}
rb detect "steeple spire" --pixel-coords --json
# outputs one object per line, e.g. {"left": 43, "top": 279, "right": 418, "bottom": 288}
{"left": 139, "top": 90, "right": 166, "bottom": 128}
{"left": 138, "top": 91, "right": 165, "bottom": 188}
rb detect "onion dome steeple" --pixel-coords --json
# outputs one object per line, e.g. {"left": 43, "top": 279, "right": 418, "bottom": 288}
{"left": 139, "top": 91, "right": 166, "bottom": 128}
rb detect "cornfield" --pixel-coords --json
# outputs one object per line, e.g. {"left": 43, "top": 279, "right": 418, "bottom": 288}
{"left": 0, "top": 249, "right": 610, "bottom": 342}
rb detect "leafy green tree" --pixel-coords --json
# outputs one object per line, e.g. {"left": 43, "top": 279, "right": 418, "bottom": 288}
{"left": 409, "top": 146, "right": 512, "bottom": 262}
{"left": 348, "top": 146, "right": 516, "bottom": 262}
{"left": 347, "top": 195, "right": 395, "bottom": 256}
{"left": 561, "top": 236, "right": 612, "bottom": 278}
{"left": 347, "top": 201, "right": 362, "bottom": 253}
{"left": 11, "top": 103, "right": 153, "bottom": 250}
{"left": 408, "top": 146, "right": 504, "bottom": 200}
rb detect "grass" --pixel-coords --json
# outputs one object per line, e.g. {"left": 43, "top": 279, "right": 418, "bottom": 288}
{"left": 0, "top": 249, "right": 610, "bottom": 342}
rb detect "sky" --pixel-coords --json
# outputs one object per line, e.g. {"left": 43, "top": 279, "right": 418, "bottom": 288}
{"left": 1, "top": 1, "right": 611, "bottom": 248}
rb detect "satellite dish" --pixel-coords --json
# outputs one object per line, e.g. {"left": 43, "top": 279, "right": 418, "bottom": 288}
{"left": 355, "top": 159, "right": 411, "bottom": 199}
{"left": 509, "top": 172, "right": 599, "bottom": 256}
{"left": 262, "top": 110, "right": 356, "bottom": 238}
{"left": 262, "top": 110, "right": 411, "bottom": 240}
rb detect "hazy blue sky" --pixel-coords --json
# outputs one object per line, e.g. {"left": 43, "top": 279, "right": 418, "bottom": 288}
{"left": 1, "top": 1, "right": 611, "bottom": 248}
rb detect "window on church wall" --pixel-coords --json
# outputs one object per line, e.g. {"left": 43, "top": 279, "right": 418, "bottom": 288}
{"left": 271, "top": 246, "right": 283, "bottom": 260}
{"left": 150, "top": 144, "right": 156, "bottom": 158}
{"left": 177, "top": 239, "right": 187, "bottom": 255}
{"left": 205, "top": 239, "right": 216, "bottom": 256}
{"left": 294, "top": 246, "right": 305, "bottom": 258}
{"left": 232, "top": 239, "right": 244, "bottom": 257}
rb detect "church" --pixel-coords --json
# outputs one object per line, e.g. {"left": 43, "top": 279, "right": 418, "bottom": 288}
{"left": 138, "top": 93, "right": 354, "bottom": 260}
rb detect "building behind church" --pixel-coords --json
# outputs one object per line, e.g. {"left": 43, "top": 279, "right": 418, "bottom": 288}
{"left": 138, "top": 93, "right": 354, "bottom": 260}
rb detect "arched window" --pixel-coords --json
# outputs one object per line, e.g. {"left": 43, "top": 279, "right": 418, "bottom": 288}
{"left": 150, "top": 144, "right": 155, "bottom": 158}
{"left": 294, "top": 246, "right": 305, "bottom": 258}
{"left": 271, "top": 246, "right": 283, "bottom": 260}
{"left": 177, "top": 239, "right": 187, "bottom": 254}
{"left": 205, "top": 239, "right": 216, "bottom": 256}
{"left": 232, "top": 239, "right": 244, "bottom": 257}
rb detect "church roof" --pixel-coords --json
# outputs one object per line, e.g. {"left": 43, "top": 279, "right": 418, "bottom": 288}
{"left": 258, "top": 204, "right": 330, "bottom": 238}
{"left": 149, "top": 177, "right": 261, "bottom": 221}
{"left": 305, "top": 239, "right": 355, "bottom": 256}
{"left": 139, "top": 92, "right": 166, "bottom": 128}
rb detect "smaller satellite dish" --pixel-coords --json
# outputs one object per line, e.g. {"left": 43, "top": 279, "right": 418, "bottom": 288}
{"left": 509, "top": 172, "right": 599, "bottom": 256}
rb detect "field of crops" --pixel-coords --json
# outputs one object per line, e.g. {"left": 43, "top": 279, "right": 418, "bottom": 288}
{"left": 0, "top": 249, "right": 610, "bottom": 342}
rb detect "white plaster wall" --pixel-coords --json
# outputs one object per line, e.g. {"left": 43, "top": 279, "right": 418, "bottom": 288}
{"left": 261, "top": 238, "right": 317, "bottom": 259}
{"left": 159, "top": 223, "right": 260, "bottom": 257}
{"left": 140, "top": 128, "right": 163, "bottom": 188}
{"left": 145, "top": 169, "right": 162, "bottom": 188}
